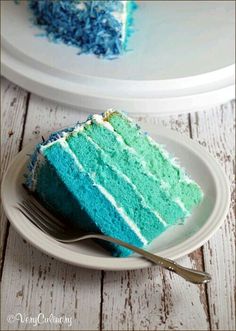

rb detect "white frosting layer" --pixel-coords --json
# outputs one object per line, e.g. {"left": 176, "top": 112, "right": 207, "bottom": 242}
{"left": 145, "top": 131, "right": 195, "bottom": 185}
{"left": 174, "top": 198, "right": 189, "bottom": 217}
{"left": 30, "top": 152, "right": 45, "bottom": 192}
{"left": 95, "top": 183, "right": 147, "bottom": 245}
{"left": 112, "top": 1, "right": 128, "bottom": 42}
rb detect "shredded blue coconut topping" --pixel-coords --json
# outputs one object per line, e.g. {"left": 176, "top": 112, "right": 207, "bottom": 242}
{"left": 28, "top": 0, "right": 137, "bottom": 59}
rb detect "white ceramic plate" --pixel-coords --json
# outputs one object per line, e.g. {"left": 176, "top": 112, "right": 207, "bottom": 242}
{"left": 2, "top": 123, "right": 230, "bottom": 270}
{"left": 1, "top": 1, "right": 235, "bottom": 113}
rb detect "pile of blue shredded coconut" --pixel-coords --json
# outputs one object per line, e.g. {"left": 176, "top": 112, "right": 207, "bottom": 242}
{"left": 27, "top": 0, "right": 136, "bottom": 59}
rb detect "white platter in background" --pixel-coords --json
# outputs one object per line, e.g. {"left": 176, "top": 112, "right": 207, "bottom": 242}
{"left": 1, "top": 123, "right": 230, "bottom": 270}
{"left": 1, "top": 0, "right": 235, "bottom": 114}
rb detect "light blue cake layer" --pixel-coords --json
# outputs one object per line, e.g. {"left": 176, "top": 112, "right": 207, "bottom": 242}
{"left": 83, "top": 121, "right": 187, "bottom": 224}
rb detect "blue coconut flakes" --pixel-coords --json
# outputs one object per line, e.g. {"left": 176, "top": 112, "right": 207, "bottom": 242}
{"left": 27, "top": 0, "right": 137, "bottom": 59}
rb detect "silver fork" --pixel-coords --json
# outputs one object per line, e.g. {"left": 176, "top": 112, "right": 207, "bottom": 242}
{"left": 16, "top": 196, "right": 211, "bottom": 284}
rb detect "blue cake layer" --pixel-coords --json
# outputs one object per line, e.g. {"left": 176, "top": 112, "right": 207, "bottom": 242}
{"left": 40, "top": 142, "right": 145, "bottom": 256}
{"left": 27, "top": 0, "right": 137, "bottom": 59}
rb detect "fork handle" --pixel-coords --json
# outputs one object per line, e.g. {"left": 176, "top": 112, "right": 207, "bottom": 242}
{"left": 62, "top": 234, "right": 211, "bottom": 284}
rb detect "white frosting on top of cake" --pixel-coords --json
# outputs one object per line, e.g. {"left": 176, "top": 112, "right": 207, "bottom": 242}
{"left": 92, "top": 114, "right": 114, "bottom": 131}
{"left": 112, "top": 1, "right": 128, "bottom": 42}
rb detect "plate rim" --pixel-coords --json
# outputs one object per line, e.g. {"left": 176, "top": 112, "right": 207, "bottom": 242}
{"left": 2, "top": 44, "right": 235, "bottom": 114}
{"left": 1, "top": 124, "right": 231, "bottom": 270}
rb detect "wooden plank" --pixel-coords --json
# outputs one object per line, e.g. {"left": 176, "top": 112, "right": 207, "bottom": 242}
{"left": 1, "top": 77, "right": 29, "bottom": 272}
{"left": 21, "top": 95, "right": 89, "bottom": 145}
{"left": 101, "top": 113, "right": 210, "bottom": 331}
{"left": 1, "top": 95, "right": 101, "bottom": 330}
{"left": 1, "top": 228, "right": 102, "bottom": 331}
{"left": 190, "top": 101, "right": 235, "bottom": 331}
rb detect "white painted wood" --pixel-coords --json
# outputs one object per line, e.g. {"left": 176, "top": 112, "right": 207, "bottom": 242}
{"left": 1, "top": 227, "right": 101, "bottom": 330}
{"left": 101, "top": 114, "right": 210, "bottom": 331}
{"left": 190, "top": 101, "right": 235, "bottom": 331}
{"left": 1, "top": 93, "right": 101, "bottom": 330}
{"left": 102, "top": 261, "right": 209, "bottom": 330}
{"left": 21, "top": 94, "right": 89, "bottom": 145}
{"left": 0, "top": 77, "right": 28, "bottom": 269}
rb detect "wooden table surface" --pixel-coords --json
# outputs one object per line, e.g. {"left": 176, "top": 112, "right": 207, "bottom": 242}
{"left": 1, "top": 77, "right": 235, "bottom": 331}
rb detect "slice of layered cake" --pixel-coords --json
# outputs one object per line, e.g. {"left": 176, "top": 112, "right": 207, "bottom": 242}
{"left": 25, "top": 110, "right": 203, "bottom": 256}
{"left": 27, "top": 0, "right": 137, "bottom": 58}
